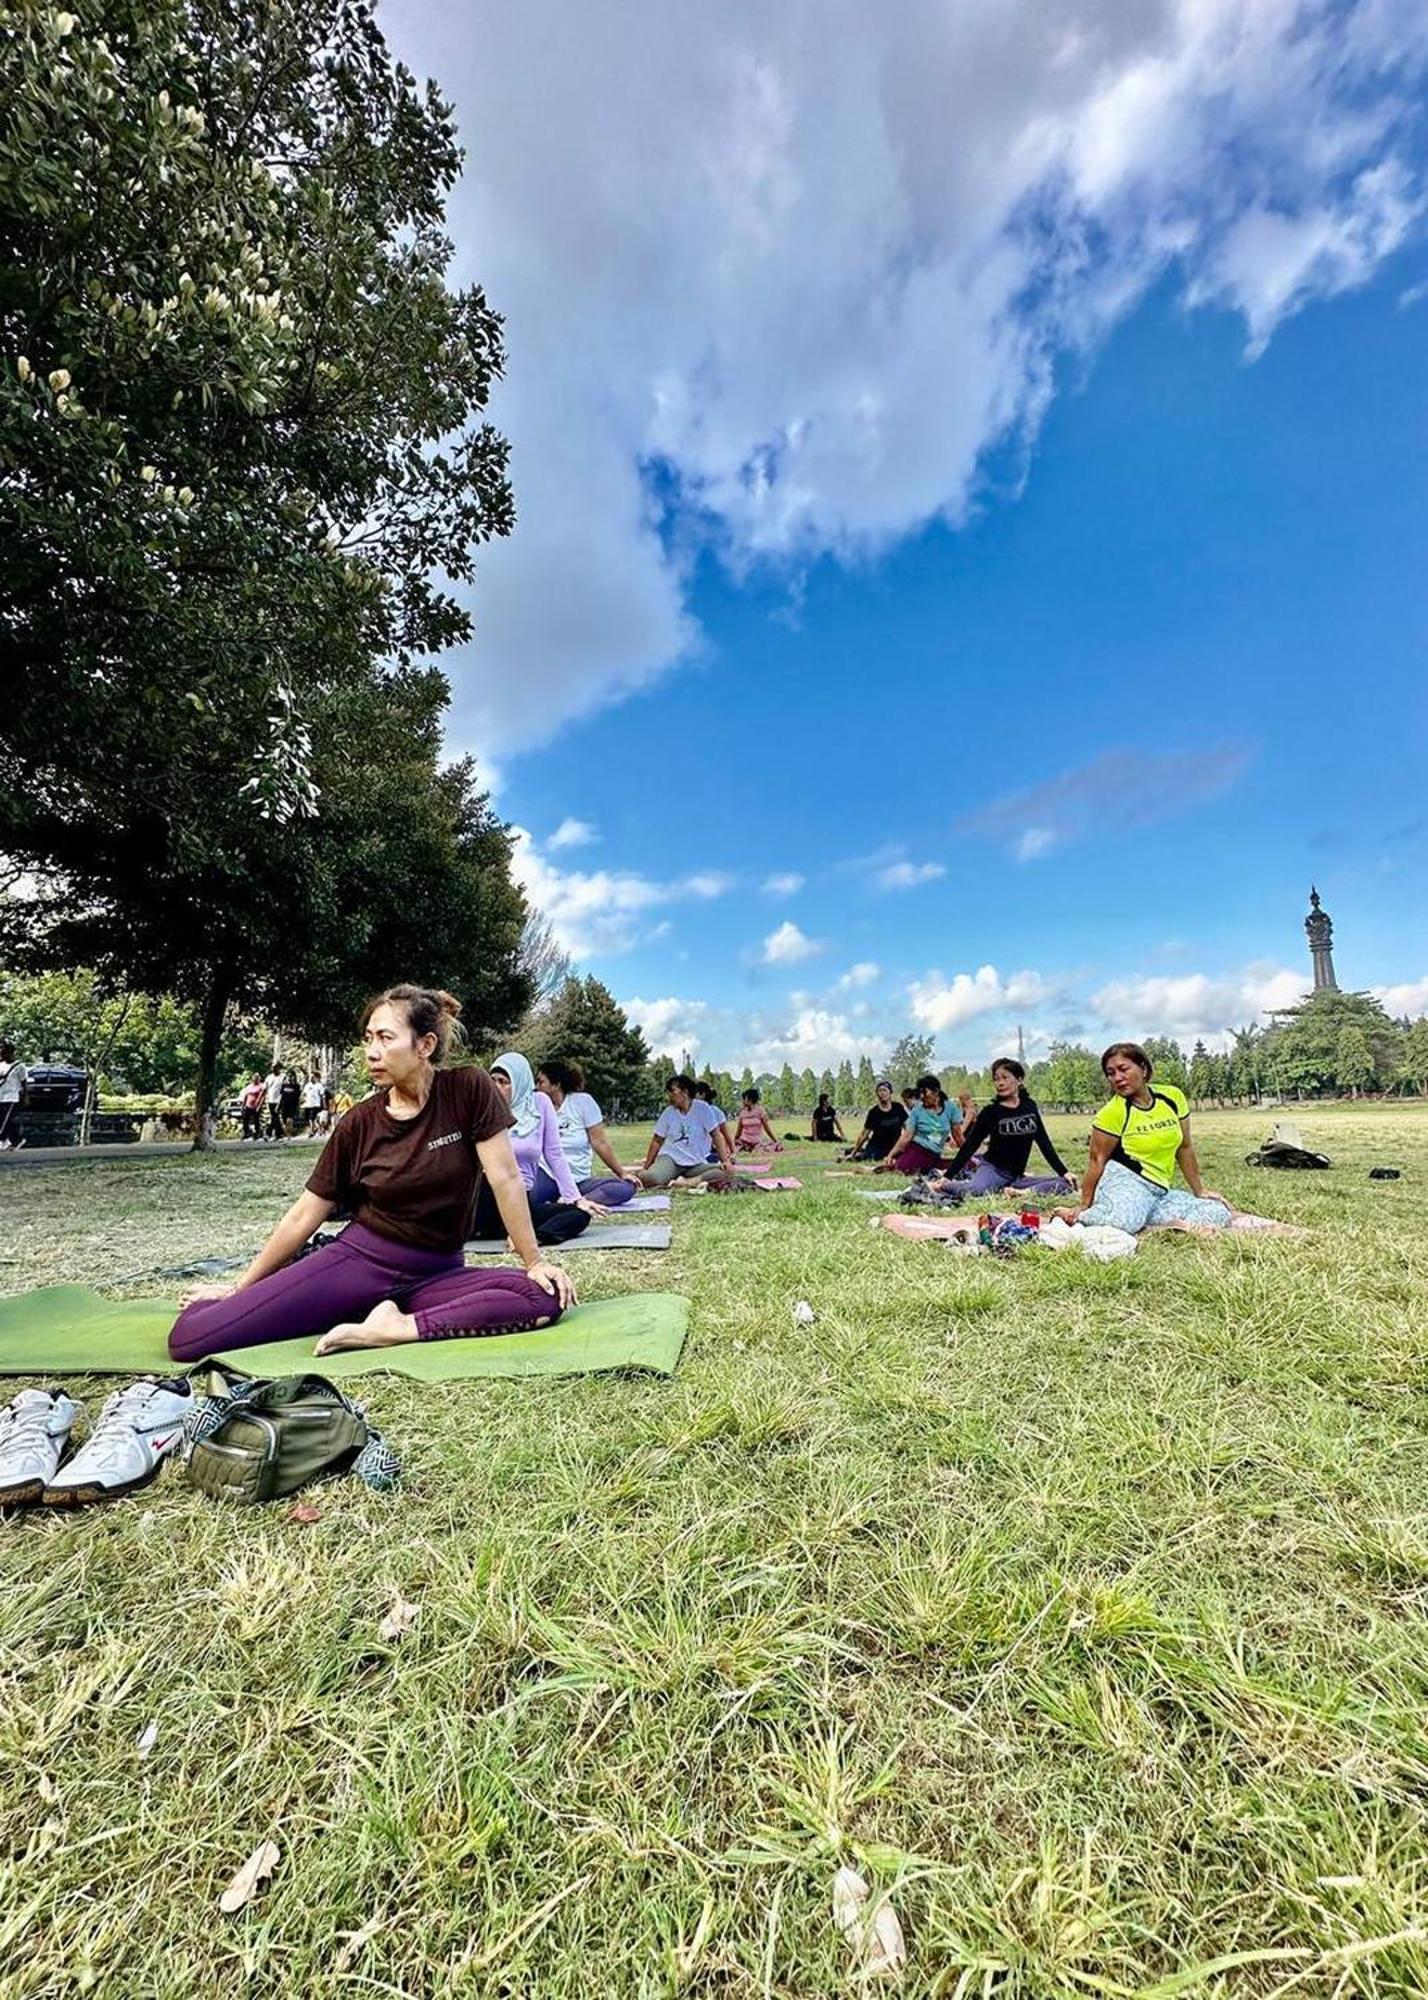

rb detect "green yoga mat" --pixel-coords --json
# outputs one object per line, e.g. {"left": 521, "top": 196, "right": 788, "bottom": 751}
{"left": 0, "top": 1285, "right": 688, "bottom": 1383}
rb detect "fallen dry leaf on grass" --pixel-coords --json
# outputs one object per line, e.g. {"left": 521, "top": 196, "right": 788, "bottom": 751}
{"left": 378, "top": 1594, "right": 419, "bottom": 1642}
{"left": 219, "top": 1839, "right": 280, "bottom": 1914}
{"left": 135, "top": 1720, "right": 159, "bottom": 1760}
{"left": 832, "top": 1865, "right": 906, "bottom": 1982}
{"left": 287, "top": 1501, "right": 322, "bottom": 1524}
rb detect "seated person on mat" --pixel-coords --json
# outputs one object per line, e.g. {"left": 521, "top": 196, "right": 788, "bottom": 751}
{"left": 168, "top": 985, "right": 575, "bottom": 1362}
{"left": 847, "top": 1079, "right": 906, "bottom": 1161}
{"left": 935, "top": 1058, "right": 1073, "bottom": 1196}
{"left": 536, "top": 1058, "right": 638, "bottom": 1206}
{"left": 808, "top": 1093, "right": 845, "bottom": 1143}
{"left": 1074, "top": 1042, "right": 1231, "bottom": 1233}
{"left": 877, "top": 1073, "right": 958, "bottom": 1174}
{"left": 693, "top": 1079, "right": 735, "bottom": 1159}
{"left": 733, "top": 1086, "right": 782, "bottom": 1152}
{"left": 635, "top": 1074, "right": 737, "bottom": 1185}
{"left": 472, "top": 1052, "right": 607, "bottom": 1247}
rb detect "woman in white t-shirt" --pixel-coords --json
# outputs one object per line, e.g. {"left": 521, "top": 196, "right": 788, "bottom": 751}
{"left": 535, "top": 1059, "right": 639, "bottom": 1206}
{"left": 0, "top": 1041, "right": 28, "bottom": 1150}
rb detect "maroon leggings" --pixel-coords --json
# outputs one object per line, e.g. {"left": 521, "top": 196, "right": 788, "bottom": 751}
{"left": 168, "top": 1221, "right": 561, "bottom": 1363}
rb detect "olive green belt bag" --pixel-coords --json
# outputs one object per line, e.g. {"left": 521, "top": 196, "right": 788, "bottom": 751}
{"left": 186, "top": 1372, "right": 374, "bottom": 1505}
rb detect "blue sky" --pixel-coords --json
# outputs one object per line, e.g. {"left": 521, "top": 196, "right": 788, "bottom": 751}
{"left": 387, "top": 0, "right": 1428, "bottom": 1071}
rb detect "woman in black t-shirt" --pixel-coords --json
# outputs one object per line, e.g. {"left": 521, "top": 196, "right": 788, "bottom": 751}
{"left": 809, "top": 1093, "right": 845, "bottom": 1143}
{"left": 169, "top": 985, "right": 575, "bottom": 1362}
{"left": 935, "top": 1058, "right": 1072, "bottom": 1195}
{"left": 847, "top": 1080, "right": 906, "bottom": 1161}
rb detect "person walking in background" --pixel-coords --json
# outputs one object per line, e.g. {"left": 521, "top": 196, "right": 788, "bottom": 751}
{"left": 300, "top": 1071, "right": 325, "bottom": 1134}
{"left": 0, "top": 1042, "right": 28, "bottom": 1150}
{"left": 847, "top": 1079, "right": 906, "bottom": 1162}
{"left": 262, "top": 1065, "right": 285, "bottom": 1141}
{"left": 239, "top": 1074, "right": 266, "bottom": 1142}
{"left": 535, "top": 1058, "right": 638, "bottom": 1205}
{"left": 278, "top": 1068, "right": 302, "bottom": 1136}
{"left": 808, "top": 1092, "right": 845, "bottom": 1143}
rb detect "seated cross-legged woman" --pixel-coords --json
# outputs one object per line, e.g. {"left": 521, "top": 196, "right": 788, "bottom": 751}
{"left": 635, "top": 1074, "right": 737, "bottom": 1185}
{"left": 877, "top": 1074, "right": 958, "bottom": 1175}
{"left": 693, "top": 1080, "right": 735, "bottom": 1161}
{"left": 733, "top": 1087, "right": 782, "bottom": 1153}
{"left": 167, "top": 986, "right": 575, "bottom": 1363}
{"left": 536, "top": 1058, "right": 638, "bottom": 1207}
{"left": 470, "top": 1053, "right": 605, "bottom": 1247}
{"left": 938, "top": 1058, "right": 1073, "bottom": 1196}
{"left": 808, "top": 1093, "right": 845, "bottom": 1144}
{"left": 1076, "top": 1042, "right": 1232, "bottom": 1234}
{"left": 847, "top": 1079, "right": 906, "bottom": 1162}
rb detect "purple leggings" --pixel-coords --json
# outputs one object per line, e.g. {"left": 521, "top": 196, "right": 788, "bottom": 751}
{"left": 168, "top": 1221, "right": 561, "bottom": 1363}
{"left": 949, "top": 1161, "right": 1073, "bottom": 1196}
{"left": 579, "top": 1174, "right": 634, "bottom": 1206}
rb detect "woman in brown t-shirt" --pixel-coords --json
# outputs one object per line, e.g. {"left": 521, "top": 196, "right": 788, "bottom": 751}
{"left": 168, "top": 986, "right": 576, "bottom": 1363}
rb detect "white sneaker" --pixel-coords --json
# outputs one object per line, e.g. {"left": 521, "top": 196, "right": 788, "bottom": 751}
{"left": 0, "top": 1390, "right": 81, "bottom": 1507}
{"left": 43, "top": 1377, "right": 192, "bottom": 1507}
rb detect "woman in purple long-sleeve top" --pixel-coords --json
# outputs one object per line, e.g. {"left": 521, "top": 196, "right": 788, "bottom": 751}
{"left": 468, "top": 1052, "right": 603, "bottom": 1246}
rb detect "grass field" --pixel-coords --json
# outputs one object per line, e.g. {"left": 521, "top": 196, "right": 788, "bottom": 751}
{"left": 2, "top": 1104, "right": 1426, "bottom": 1998}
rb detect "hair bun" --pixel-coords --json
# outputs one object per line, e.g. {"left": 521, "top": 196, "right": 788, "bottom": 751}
{"left": 434, "top": 990, "right": 462, "bottom": 1019}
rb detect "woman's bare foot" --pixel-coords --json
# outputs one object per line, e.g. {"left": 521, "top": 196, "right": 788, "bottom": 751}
{"left": 315, "top": 1298, "right": 418, "bottom": 1354}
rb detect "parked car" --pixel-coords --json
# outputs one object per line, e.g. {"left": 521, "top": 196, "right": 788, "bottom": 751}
{"left": 22, "top": 1063, "right": 89, "bottom": 1112}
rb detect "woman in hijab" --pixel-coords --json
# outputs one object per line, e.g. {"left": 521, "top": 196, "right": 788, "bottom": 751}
{"left": 468, "top": 1052, "right": 603, "bottom": 1246}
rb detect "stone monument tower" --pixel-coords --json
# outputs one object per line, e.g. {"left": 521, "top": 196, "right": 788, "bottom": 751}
{"left": 1305, "top": 886, "right": 1338, "bottom": 991}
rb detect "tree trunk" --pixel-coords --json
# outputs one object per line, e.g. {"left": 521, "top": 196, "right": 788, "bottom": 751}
{"left": 192, "top": 971, "right": 231, "bottom": 1152}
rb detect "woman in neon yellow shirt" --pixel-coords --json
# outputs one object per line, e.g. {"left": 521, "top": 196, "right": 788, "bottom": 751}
{"left": 1077, "top": 1042, "right": 1231, "bottom": 1233}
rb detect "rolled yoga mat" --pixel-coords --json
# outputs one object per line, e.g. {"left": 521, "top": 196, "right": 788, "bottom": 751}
{"left": 0, "top": 1284, "right": 689, "bottom": 1382}
{"left": 464, "top": 1223, "right": 672, "bottom": 1254}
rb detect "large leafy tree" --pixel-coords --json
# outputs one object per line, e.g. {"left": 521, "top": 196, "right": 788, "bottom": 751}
{"left": 883, "top": 1033, "right": 935, "bottom": 1090}
{"left": 1, "top": 0, "right": 522, "bottom": 1136}
{"left": 13, "top": 669, "right": 531, "bottom": 1130}
{"left": 1261, "top": 990, "right": 1402, "bottom": 1097}
{"left": 522, "top": 977, "right": 650, "bottom": 1117}
{"left": 1401, "top": 1018, "right": 1428, "bottom": 1097}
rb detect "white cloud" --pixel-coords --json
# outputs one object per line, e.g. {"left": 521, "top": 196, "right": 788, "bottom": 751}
{"left": 1090, "top": 962, "right": 1307, "bottom": 1046}
{"left": 737, "top": 1007, "right": 887, "bottom": 1074}
{"left": 873, "top": 859, "right": 946, "bottom": 891}
{"left": 548, "top": 816, "right": 599, "bottom": 850}
{"left": 761, "top": 871, "right": 806, "bottom": 897}
{"left": 836, "top": 961, "right": 881, "bottom": 990}
{"left": 1375, "top": 975, "right": 1428, "bottom": 1018}
{"left": 961, "top": 744, "right": 1253, "bottom": 857}
{"left": 510, "top": 827, "right": 732, "bottom": 958}
{"left": 910, "top": 964, "right": 1053, "bottom": 1034}
{"left": 621, "top": 994, "right": 710, "bottom": 1059}
{"left": 388, "top": 0, "right": 1428, "bottom": 751}
{"left": 761, "top": 920, "right": 824, "bottom": 965}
